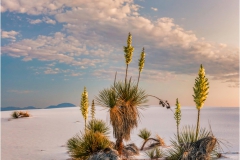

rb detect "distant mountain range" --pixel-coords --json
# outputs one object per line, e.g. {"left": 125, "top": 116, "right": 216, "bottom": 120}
{"left": 1, "top": 103, "right": 76, "bottom": 111}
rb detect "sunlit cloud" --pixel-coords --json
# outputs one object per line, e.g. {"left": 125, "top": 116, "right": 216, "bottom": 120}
{"left": 151, "top": 7, "right": 158, "bottom": 11}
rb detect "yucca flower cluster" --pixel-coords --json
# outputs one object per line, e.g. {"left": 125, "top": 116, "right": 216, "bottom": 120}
{"left": 91, "top": 100, "right": 95, "bottom": 120}
{"left": 193, "top": 64, "right": 209, "bottom": 138}
{"left": 174, "top": 98, "right": 181, "bottom": 141}
{"left": 80, "top": 86, "right": 89, "bottom": 131}
{"left": 138, "top": 48, "right": 145, "bottom": 72}
{"left": 124, "top": 33, "right": 134, "bottom": 83}
{"left": 124, "top": 33, "right": 134, "bottom": 65}
{"left": 193, "top": 64, "right": 209, "bottom": 110}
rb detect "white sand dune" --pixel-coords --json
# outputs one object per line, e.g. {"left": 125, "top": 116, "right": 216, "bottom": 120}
{"left": 1, "top": 106, "right": 239, "bottom": 160}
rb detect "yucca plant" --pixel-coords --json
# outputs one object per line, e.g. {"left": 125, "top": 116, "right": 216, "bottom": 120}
{"left": 91, "top": 100, "right": 95, "bottom": 119}
{"left": 124, "top": 32, "right": 134, "bottom": 84}
{"left": 67, "top": 131, "right": 111, "bottom": 160}
{"left": 96, "top": 80, "right": 148, "bottom": 155}
{"left": 86, "top": 119, "right": 110, "bottom": 136}
{"left": 81, "top": 86, "right": 89, "bottom": 131}
{"left": 137, "top": 48, "right": 145, "bottom": 87}
{"left": 193, "top": 64, "right": 209, "bottom": 139}
{"left": 145, "top": 147, "right": 164, "bottom": 159}
{"left": 138, "top": 128, "right": 151, "bottom": 150}
{"left": 174, "top": 98, "right": 181, "bottom": 142}
{"left": 166, "top": 125, "right": 214, "bottom": 160}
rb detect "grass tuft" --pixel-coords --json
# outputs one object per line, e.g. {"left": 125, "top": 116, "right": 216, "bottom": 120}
{"left": 145, "top": 147, "right": 165, "bottom": 159}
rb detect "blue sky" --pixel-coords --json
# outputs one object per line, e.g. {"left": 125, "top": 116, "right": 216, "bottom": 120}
{"left": 1, "top": 0, "right": 239, "bottom": 108}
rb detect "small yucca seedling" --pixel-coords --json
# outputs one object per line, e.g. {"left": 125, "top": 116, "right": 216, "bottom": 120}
{"left": 138, "top": 128, "right": 151, "bottom": 150}
{"left": 193, "top": 64, "right": 209, "bottom": 139}
{"left": 91, "top": 100, "right": 95, "bottom": 120}
{"left": 137, "top": 48, "right": 145, "bottom": 87}
{"left": 174, "top": 98, "right": 181, "bottom": 142}
{"left": 123, "top": 32, "right": 134, "bottom": 83}
{"left": 80, "top": 87, "right": 89, "bottom": 131}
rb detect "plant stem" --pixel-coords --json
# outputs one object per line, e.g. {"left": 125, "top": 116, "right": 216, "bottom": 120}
{"left": 125, "top": 64, "right": 128, "bottom": 84}
{"left": 177, "top": 124, "right": 179, "bottom": 142}
{"left": 137, "top": 71, "right": 141, "bottom": 88}
{"left": 116, "top": 137, "right": 124, "bottom": 155}
{"left": 196, "top": 109, "right": 200, "bottom": 140}
{"left": 140, "top": 138, "right": 160, "bottom": 150}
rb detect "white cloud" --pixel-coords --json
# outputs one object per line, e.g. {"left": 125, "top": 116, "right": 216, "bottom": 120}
{"left": 43, "top": 17, "right": 56, "bottom": 24}
{"left": 151, "top": 7, "right": 158, "bottom": 11}
{"left": 1, "top": 0, "right": 238, "bottom": 86}
{"left": 1, "top": 30, "right": 19, "bottom": 40}
{"left": 1, "top": 32, "right": 108, "bottom": 67}
{"left": 29, "top": 19, "right": 42, "bottom": 24}
{"left": 28, "top": 17, "right": 56, "bottom": 25}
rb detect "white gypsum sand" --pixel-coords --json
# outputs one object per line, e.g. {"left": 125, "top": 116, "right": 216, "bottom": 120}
{"left": 1, "top": 106, "right": 239, "bottom": 160}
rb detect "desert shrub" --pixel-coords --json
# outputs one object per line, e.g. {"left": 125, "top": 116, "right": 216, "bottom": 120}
{"left": 67, "top": 131, "right": 111, "bottom": 160}
{"left": 11, "top": 111, "right": 19, "bottom": 119}
{"left": 166, "top": 125, "right": 219, "bottom": 160}
{"left": 86, "top": 119, "right": 110, "bottom": 136}
{"left": 145, "top": 147, "right": 165, "bottom": 159}
{"left": 11, "top": 111, "right": 30, "bottom": 119}
{"left": 19, "top": 111, "right": 30, "bottom": 117}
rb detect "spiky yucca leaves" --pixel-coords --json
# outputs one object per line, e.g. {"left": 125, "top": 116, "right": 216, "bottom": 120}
{"left": 174, "top": 98, "right": 181, "bottom": 142}
{"left": 145, "top": 147, "right": 164, "bottom": 159}
{"left": 91, "top": 100, "right": 95, "bottom": 119}
{"left": 166, "top": 125, "right": 213, "bottom": 160}
{"left": 138, "top": 128, "right": 151, "bottom": 140}
{"left": 67, "top": 131, "right": 111, "bottom": 160}
{"left": 193, "top": 64, "right": 209, "bottom": 139}
{"left": 96, "top": 80, "right": 148, "bottom": 155}
{"left": 87, "top": 119, "right": 110, "bottom": 136}
{"left": 137, "top": 48, "right": 145, "bottom": 87}
{"left": 138, "top": 128, "right": 151, "bottom": 150}
{"left": 81, "top": 87, "right": 89, "bottom": 131}
{"left": 123, "top": 33, "right": 134, "bottom": 83}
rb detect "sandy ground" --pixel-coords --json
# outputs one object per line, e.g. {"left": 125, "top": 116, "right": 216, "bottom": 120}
{"left": 1, "top": 106, "right": 239, "bottom": 160}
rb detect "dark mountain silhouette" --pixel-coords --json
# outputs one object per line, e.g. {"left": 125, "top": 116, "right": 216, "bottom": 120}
{"left": 45, "top": 103, "right": 76, "bottom": 109}
{"left": 1, "top": 103, "right": 76, "bottom": 111}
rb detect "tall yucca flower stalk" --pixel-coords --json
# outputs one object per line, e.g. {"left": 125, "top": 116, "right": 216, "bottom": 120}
{"left": 123, "top": 32, "right": 134, "bottom": 84}
{"left": 193, "top": 64, "right": 209, "bottom": 139}
{"left": 174, "top": 98, "right": 181, "bottom": 142}
{"left": 137, "top": 48, "right": 145, "bottom": 88}
{"left": 80, "top": 87, "right": 89, "bottom": 131}
{"left": 91, "top": 100, "right": 95, "bottom": 120}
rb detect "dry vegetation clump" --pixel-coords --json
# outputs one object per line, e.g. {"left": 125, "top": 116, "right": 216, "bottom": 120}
{"left": 11, "top": 111, "right": 30, "bottom": 119}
